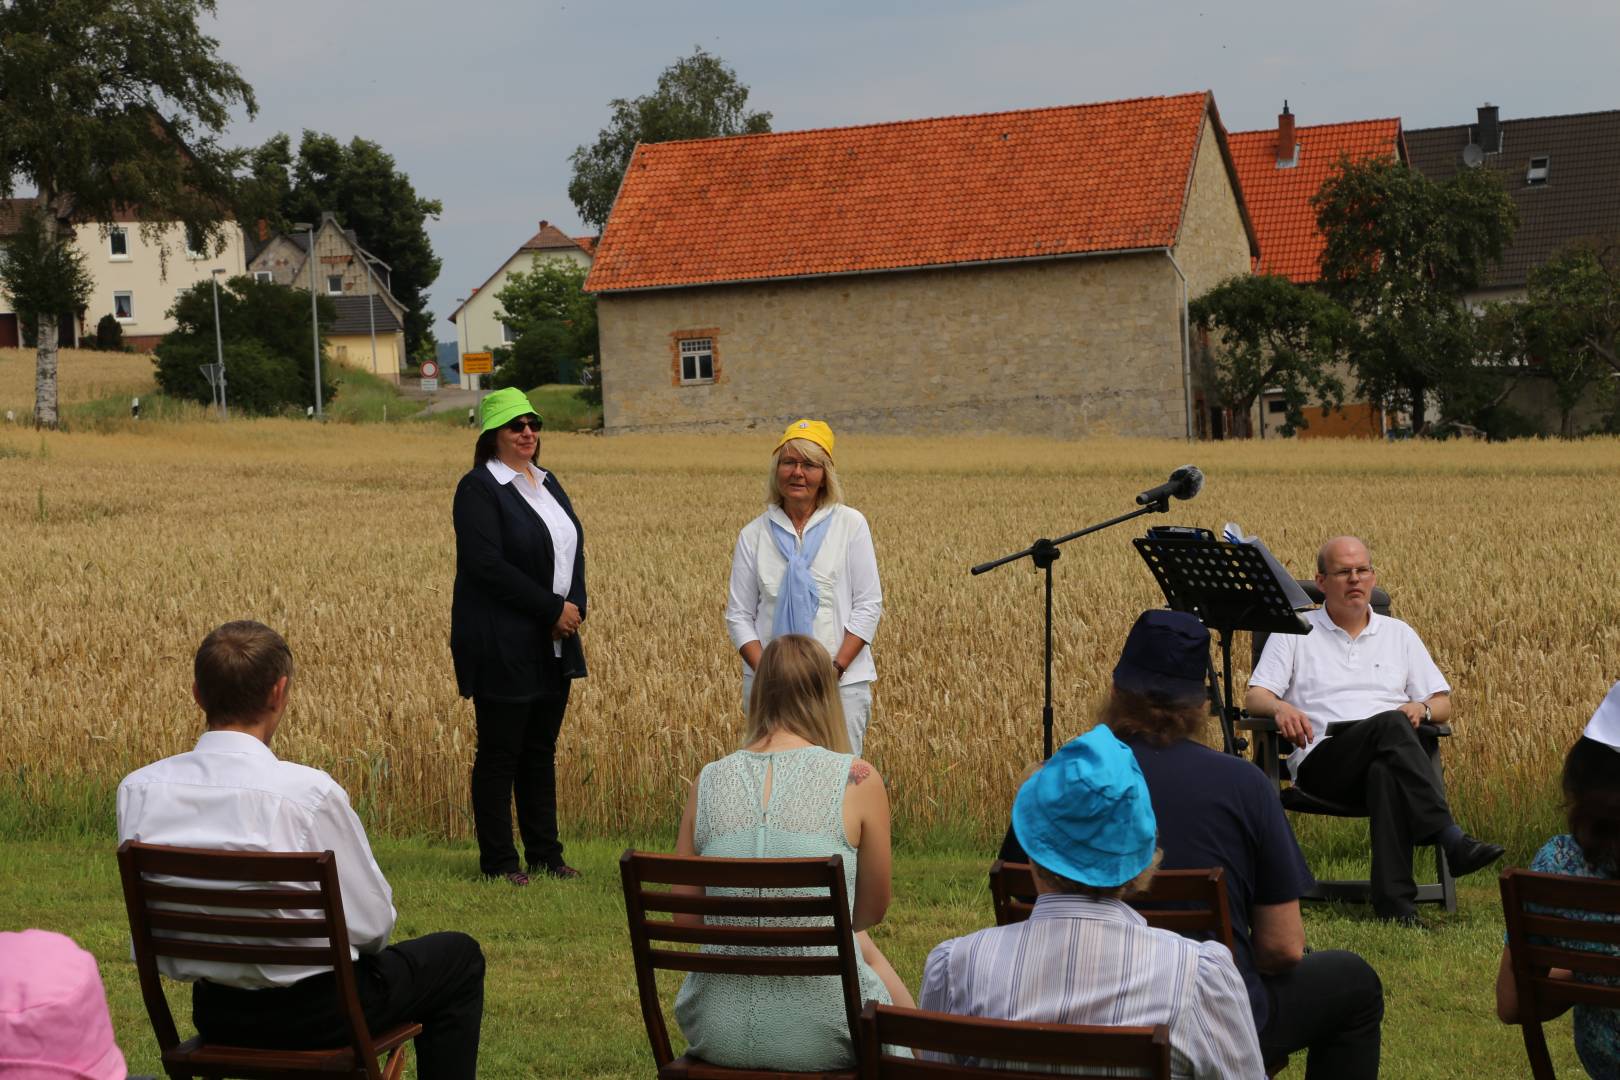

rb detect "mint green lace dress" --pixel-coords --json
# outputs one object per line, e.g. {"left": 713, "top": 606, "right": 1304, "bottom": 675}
{"left": 673, "top": 746, "right": 893, "bottom": 1070}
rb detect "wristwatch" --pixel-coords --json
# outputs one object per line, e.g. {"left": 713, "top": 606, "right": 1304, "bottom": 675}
{"left": 833, "top": 660, "right": 847, "bottom": 676}
{"left": 1421, "top": 701, "right": 1432, "bottom": 723}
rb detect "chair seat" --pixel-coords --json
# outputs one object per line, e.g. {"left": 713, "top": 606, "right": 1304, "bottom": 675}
{"left": 164, "top": 1023, "right": 421, "bottom": 1078}
{"left": 659, "top": 1052, "right": 856, "bottom": 1080}
{"left": 1279, "top": 786, "right": 1365, "bottom": 818}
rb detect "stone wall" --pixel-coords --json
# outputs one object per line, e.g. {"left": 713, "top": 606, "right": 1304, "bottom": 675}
{"left": 598, "top": 253, "right": 1188, "bottom": 438}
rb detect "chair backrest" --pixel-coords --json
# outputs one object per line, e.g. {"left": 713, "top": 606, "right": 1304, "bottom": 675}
{"left": 857, "top": 1002, "right": 1171, "bottom": 1080}
{"left": 989, "top": 861, "right": 1235, "bottom": 954}
{"left": 115, "top": 839, "right": 385, "bottom": 1080}
{"left": 1500, "top": 868, "right": 1620, "bottom": 1080}
{"left": 619, "top": 849, "right": 865, "bottom": 1069}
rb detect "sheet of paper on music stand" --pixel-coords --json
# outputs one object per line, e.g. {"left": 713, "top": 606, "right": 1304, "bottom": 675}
{"left": 1222, "top": 523, "right": 1315, "bottom": 610}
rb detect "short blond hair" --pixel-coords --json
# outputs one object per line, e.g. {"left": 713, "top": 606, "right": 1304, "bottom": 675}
{"left": 1030, "top": 849, "right": 1163, "bottom": 900}
{"left": 766, "top": 438, "right": 844, "bottom": 508}
{"left": 743, "top": 635, "right": 851, "bottom": 754}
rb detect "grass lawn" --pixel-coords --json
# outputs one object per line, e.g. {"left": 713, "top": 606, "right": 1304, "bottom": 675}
{"left": 0, "top": 837, "right": 1576, "bottom": 1078}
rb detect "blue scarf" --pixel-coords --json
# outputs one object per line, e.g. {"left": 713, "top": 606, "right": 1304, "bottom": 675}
{"left": 770, "top": 512, "right": 832, "bottom": 639}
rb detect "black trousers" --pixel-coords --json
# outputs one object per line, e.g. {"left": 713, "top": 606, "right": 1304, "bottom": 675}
{"left": 1294, "top": 710, "right": 1454, "bottom": 917}
{"left": 193, "top": 931, "right": 484, "bottom": 1080}
{"left": 1259, "top": 949, "right": 1384, "bottom": 1079}
{"left": 472, "top": 679, "right": 570, "bottom": 875}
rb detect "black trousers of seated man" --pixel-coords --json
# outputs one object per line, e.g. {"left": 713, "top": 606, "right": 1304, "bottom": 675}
{"left": 193, "top": 931, "right": 485, "bottom": 1080}
{"left": 1293, "top": 710, "right": 1454, "bottom": 919}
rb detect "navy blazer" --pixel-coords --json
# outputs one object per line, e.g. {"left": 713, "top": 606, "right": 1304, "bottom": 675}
{"left": 450, "top": 463, "right": 587, "bottom": 701}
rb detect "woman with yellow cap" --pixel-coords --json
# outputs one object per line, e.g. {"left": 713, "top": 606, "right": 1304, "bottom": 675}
{"left": 451, "top": 387, "right": 587, "bottom": 884}
{"left": 725, "top": 419, "right": 883, "bottom": 755}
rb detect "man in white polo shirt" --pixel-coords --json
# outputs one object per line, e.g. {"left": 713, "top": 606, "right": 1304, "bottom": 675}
{"left": 1244, "top": 536, "right": 1502, "bottom": 924}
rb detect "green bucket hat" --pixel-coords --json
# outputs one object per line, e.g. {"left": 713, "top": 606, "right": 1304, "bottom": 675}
{"left": 479, "top": 387, "right": 540, "bottom": 432}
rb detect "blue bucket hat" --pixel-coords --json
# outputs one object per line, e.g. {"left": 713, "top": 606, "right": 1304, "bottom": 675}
{"left": 1011, "top": 726, "right": 1157, "bottom": 888}
{"left": 1112, "top": 609, "right": 1210, "bottom": 703}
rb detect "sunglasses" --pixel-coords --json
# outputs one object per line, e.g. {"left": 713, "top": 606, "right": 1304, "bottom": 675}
{"left": 504, "top": 417, "right": 542, "bottom": 433}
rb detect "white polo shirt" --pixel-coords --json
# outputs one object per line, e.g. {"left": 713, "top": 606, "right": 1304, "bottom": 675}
{"left": 1248, "top": 607, "right": 1450, "bottom": 776}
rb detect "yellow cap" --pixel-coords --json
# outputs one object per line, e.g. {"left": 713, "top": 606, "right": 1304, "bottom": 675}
{"left": 775, "top": 419, "right": 835, "bottom": 462}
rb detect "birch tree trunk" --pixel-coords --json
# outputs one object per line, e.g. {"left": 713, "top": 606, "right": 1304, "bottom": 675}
{"left": 32, "top": 203, "right": 60, "bottom": 429}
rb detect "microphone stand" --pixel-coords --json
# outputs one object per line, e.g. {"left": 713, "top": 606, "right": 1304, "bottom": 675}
{"left": 971, "top": 497, "right": 1171, "bottom": 760}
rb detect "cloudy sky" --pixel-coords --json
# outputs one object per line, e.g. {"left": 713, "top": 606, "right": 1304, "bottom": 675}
{"left": 204, "top": 0, "right": 1619, "bottom": 339}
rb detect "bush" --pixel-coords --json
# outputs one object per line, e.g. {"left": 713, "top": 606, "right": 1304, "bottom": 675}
{"left": 94, "top": 314, "right": 124, "bottom": 351}
{"left": 491, "top": 322, "right": 570, "bottom": 390}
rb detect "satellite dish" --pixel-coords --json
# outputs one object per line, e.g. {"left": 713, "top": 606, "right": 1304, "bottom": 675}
{"left": 1462, "top": 143, "right": 1485, "bottom": 168}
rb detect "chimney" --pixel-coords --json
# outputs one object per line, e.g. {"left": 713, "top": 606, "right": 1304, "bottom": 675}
{"left": 538, "top": 219, "right": 548, "bottom": 231}
{"left": 1276, "top": 101, "right": 1297, "bottom": 167}
{"left": 255, "top": 218, "right": 269, "bottom": 241}
{"left": 1477, "top": 103, "right": 1500, "bottom": 153}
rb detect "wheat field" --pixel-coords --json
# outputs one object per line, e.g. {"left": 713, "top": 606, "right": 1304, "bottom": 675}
{"left": 3, "top": 348, "right": 1619, "bottom": 846}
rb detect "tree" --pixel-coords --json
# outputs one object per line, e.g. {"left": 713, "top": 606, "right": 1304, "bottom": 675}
{"left": 243, "top": 130, "right": 443, "bottom": 357}
{"left": 1314, "top": 157, "right": 1517, "bottom": 433}
{"left": 0, "top": 0, "right": 255, "bottom": 427}
{"left": 0, "top": 207, "right": 92, "bottom": 356}
{"left": 1190, "top": 274, "right": 1350, "bottom": 437}
{"left": 569, "top": 46, "right": 772, "bottom": 232}
{"left": 154, "top": 276, "right": 335, "bottom": 414}
{"left": 491, "top": 259, "right": 598, "bottom": 391}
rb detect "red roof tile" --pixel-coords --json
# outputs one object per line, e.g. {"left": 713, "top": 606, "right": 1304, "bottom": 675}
{"left": 588, "top": 92, "right": 1232, "bottom": 293}
{"left": 1229, "top": 118, "right": 1404, "bottom": 283}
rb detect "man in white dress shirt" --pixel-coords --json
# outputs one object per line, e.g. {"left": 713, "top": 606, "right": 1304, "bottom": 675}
{"left": 1244, "top": 536, "right": 1503, "bottom": 924}
{"left": 117, "top": 621, "right": 485, "bottom": 1078}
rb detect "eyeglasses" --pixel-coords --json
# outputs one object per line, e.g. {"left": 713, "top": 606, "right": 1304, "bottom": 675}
{"left": 1327, "top": 565, "right": 1376, "bottom": 580}
{"left": 778, "top": 457, "right": 825, "bottom": 473}
{"left": 504, "top": 417, "right": 542, "bottom": 433}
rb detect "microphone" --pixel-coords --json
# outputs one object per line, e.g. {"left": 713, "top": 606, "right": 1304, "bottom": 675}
{"left": 1136, "top": 465, "right": 1204, "bottom": 506}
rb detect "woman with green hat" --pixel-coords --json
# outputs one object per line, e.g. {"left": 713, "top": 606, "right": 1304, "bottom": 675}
{"left": 724, "top": 419, "right": 885, "bottom": 755}
{"left": 451, "top": 387, "right": 587, "bottom": 884}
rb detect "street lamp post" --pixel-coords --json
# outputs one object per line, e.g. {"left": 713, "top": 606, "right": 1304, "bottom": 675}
{"left": 455, "top": 297, "right": 470, "bottom": 392}
{"left": 293, "top": 221, "right": 323, "bottom": 418}
{"left": 209, "top": 268, "right": 228, "bottom": 420}
{"left": 361, "top": 249, "right": 391, "bottom": 378}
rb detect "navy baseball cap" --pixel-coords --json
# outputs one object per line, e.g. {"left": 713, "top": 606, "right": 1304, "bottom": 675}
{"left": 1112, "top": 610, "right": 1210, "bottom": 703}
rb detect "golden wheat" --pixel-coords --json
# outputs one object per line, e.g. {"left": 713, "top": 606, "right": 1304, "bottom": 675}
{"left": 2, "top": 411, "right": 1617, "bottom": 844}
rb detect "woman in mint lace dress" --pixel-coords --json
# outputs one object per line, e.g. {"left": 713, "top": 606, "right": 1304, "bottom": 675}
{"left": 1496, "top": 683, "right": 1620, "bottom": 1079}
{"left": 673, "top": 634, "right": 914, "bottom": 1071}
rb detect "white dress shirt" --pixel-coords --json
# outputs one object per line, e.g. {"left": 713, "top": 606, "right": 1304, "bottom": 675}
{"left": 116, "top": 730, "right": 397, "bottom": 988}
{"left": 919, "top": 893, "right": 1264, "bottom": 1079}
{"left": 1248, "top": 607, "right": 1450, "bottom": 776}
{"left": 487, "top": 458, "right": 578, "bottom": 658}
{"left": 725, "top": 502, "right": 882, "bottom": 684}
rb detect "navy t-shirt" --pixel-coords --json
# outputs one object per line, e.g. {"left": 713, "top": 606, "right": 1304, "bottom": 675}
{"left": 1124, "top": 733, "right": 1314, "bottom": 1032}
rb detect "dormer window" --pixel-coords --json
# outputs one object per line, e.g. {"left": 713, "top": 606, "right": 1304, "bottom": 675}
{"left": 1526, "top": 156, "right": 1550, "bottom": 185}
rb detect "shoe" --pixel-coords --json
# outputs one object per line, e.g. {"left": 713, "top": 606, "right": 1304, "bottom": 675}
{"left": 1379, "top": 910, "right": 1425, "bottom": 929}
{"left": 486, "top": 870, "right": 529, "bottom": 886}
{"left": 531, "top": 862, "right": 581, "bottom": 880}
{"left": 1446, "top": 834, "right": 1506, "bottom": 878}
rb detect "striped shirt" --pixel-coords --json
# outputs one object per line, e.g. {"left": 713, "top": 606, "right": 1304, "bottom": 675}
{"left": 918, "top": 893, "right": 1264, "bottom": 1079}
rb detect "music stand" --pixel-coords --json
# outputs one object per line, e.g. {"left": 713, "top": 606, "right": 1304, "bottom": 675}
{"left": 1132, "top": 533, "right": 1311, "bottom": 755}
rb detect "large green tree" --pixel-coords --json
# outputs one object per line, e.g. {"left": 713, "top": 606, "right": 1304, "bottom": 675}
{"left": 1190, "top": 274, "right": 1350, "bottom": 437}
{"left": 569, "top": 46, "right": 772, "bottom": 233}
{"left": 491, "top": 259, "right": 597, "bottom": 390}
{"left": 154, "top": 276, "right": 335, "bottom": 414}
{"left": 1313, "top": 157, "right": 1517, "bottom": 433}
{"left": 243, "top": 131, "right": 442, "bottom": 356}
{"left": 0, "top": 0, "right": 255, "bottom": 427}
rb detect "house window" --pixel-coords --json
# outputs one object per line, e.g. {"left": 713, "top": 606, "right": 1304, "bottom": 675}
{"left": 679, "top": 337, "right": 715, "bottom": 383}
{"left": 184, "top": 225, "right": 207, "bottom": 258}
{"left": 253, "top": 270, "right": 273, "bottom": 284}
{"left": 1527, "top": 156, "right": 1550, "bottom": 185}
{"left": 1267, "top": 399, "right": 1287, "bottom": 414}
{"left": 113, "top": 292, "right": 134, "bottom": 321}
{"left": 109, "top": 228, "right": 129, "bottom": 259}
{"left": 501, "top": 322, "right": 518, "bottom": 344}
{"left": 327, "top": 274, "right": 344, "bottom": 295}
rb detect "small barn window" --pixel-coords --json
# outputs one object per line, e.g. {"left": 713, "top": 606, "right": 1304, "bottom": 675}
{"left": 327, "top": 274, "right": 344, "bottom": 295}
{"left": 501, "top": 321, "right": 518, "bottom": 344}
{"left": 1267, "top": 399, "right": 1287, "bottom": 414}
{"left": 679, "top": 337, "right": 715, "bottom": 383}
{"left": 253, "top": 271, "right": 273, "bottom": 284}
{"left": 1527, "top": 157, "right": 1550, "bottom": 185}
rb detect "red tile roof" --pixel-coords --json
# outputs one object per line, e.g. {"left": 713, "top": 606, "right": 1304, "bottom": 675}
{"left": 573, "top": 235, "right": 595, "bottom": 256}
{"left": 588, "top": 91, "right": 1249, "bottom": 293}
{"left": 450, "top": 219, "right": 595, "bottom": 322}
{"left": 1229, "top": 118, "right": 1404, "bottom": 283}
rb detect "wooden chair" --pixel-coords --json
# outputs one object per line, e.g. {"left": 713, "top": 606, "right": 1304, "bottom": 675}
{"left": 620, "top": 850, "right": 866, "bottom": 1080}
{"left": 116, "top": 840, "right": 420, "bottom": 1080}
{"left": 988, "top": 861, "right": 1236, "bottom": 953}
{"left": 1500, "top": 868, "right": 1620, "bottom": 1080}
{"left": 856, "top": 1002, "right": 1170, "bottom": 1079}
{"left": 1237, "top": 579, "right": 1458, "bottom": 913}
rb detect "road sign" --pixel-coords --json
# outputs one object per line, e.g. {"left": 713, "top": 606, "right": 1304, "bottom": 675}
{"left": 420, "top": 377, "right": 439, "bottom": 393}
{"left": 420, "top": 359, "right": 439, "bottom": 379}
{"left": 461, "top": 352, "right": 494, "bottom": 375}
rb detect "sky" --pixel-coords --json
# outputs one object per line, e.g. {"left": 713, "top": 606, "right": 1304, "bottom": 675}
{"left": 202, "top": 0, "right": 1620, "bottom": 341}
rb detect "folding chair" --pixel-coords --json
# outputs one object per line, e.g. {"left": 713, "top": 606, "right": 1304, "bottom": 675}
{"left": 1500, "top": 868, "right": 1620, "bottom": 1080}
{"left": 857, "top": 1002, "right": 1171, "bottom": 1079}
{"left": 987, "top": 861, "right": 1235, "bottom": 953}
{"left": 620, "top": 850, "right": 866, "bottom": 1080}
{"left": 1237, "top": 579, "right": 1457, "bottom": 913}
{"left": 116, "top": 840, "right": 420, "bottom": 1080}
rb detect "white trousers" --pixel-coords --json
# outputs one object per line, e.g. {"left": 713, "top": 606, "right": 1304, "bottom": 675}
{"left": 741, "top": 675, "right": 873, "bottom": 757}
